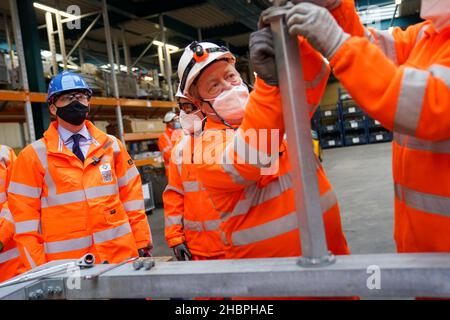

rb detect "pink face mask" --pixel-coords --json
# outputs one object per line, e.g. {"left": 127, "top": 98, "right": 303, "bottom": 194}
{"left": 179, "top": 109, "right": 205, "bottom": 135}
{"left": 421, "top": 0, "right": 450, "bottom": 32}
{"left": 204, "top": 83, "right": 250, "bottom": 124}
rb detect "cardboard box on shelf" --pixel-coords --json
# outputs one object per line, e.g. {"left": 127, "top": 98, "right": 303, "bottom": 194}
{"left": 123, "top": 117, "right": 166, "bottom": 133}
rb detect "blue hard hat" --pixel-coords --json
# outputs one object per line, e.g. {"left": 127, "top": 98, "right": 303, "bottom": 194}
{"left": 47, "top": 71, "right": 93, "bottom": 103}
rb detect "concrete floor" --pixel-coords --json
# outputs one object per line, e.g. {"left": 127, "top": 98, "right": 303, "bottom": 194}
{"left": 148, "top": 142, "right": 396, "bottom": 257}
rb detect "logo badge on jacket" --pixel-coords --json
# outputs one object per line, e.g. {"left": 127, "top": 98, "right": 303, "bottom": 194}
{"left": 99, "top": 163, "right": 113, "bottom": 183}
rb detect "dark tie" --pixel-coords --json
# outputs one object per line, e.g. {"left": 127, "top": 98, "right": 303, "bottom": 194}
{"left": 71, "top": 134, "right": 85, "bottom": 163}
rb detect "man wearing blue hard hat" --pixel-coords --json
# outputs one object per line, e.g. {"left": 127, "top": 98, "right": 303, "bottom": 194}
{"left": 8, "top": 71, "right": 153, "bottom": 270}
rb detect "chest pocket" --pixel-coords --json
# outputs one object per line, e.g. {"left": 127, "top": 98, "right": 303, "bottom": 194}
{"left": 50, "top": 158, "right": 83, "bottom": 192}
{"left": 104, "top": 202, "right": 127, "bottom": 225}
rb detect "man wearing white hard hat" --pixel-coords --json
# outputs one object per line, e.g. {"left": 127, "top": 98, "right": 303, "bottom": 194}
{"left": 163, "top": 88, "right": 225, "bottom": 265}
{"left": 177, "top": 40, "right": 350, "bottom": 269}
{"left": 158, "top": 111, "right": 183, "bottom": 177}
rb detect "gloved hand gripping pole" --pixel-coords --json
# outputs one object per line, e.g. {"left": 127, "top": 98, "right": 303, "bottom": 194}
{"left": 267, "top": 1, "right": 335, "bottom": 266}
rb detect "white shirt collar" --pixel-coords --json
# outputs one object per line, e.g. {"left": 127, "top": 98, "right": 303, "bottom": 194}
{"left": 58, "top": 124, "right": 91, "bottom": 143}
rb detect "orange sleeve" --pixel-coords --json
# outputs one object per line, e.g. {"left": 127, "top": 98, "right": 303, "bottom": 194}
{"left": 0, "top": 204, "right": 14, "bottom": 247}
{"left": 330, "top": 26, "right": 450, "bottom": 141}
{"left": 8, "top": 146, "right": 46, "bottom": 269}
{"left": 158, "top": 133, "right": 172, "bottom": 165}
{"left": 162, "top": 147, "right": 186, "bottom": 248}
{"left": 115, "top": 139, "right": 152, "bottom": 249}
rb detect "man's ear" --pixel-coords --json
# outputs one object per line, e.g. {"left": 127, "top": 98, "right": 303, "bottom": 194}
{"left": 48, "top": 104, "right": 57, "bottom": 117}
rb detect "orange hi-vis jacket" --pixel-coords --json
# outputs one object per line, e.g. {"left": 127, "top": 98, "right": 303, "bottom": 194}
{"left": 193, "top": 38, "right": 350, "bottom": 259}
{"left": 158, "top": 127, "right": 183, "bottom": 176}
{"left": 163, "top": 134, "right": 224, "bottom": 258}
{"left": 8, "top": 121, "right": 152, "bottom": 269}
{"left": 0, "top": 145, "right": 26, "bottom": 282}
{"left": 329, "top": 0, "right": 450, "bottom": 252}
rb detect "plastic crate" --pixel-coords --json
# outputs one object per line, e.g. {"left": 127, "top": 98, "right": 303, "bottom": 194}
{"left": 321, "top": 109, "right": 339, "bottom": 118}
{"left": 368, "top": 118, "right": 383, "bottom": 128}
{"left": 344, "top": 119, "right": 365, "bottom": 131}
{"left": 320, "top": 123, "right": 341, "bottom": 134}
{"left": 342, "top": 105, "right": 363, "bottom": 116}
{"left": 369, "top": 131, "right": 393, "bottom": 143}
{"left": 321, "top": 137, "right": 343, "bottom": 148}
{"left": 344, "top": 134, "right": 367, "bottom": 146}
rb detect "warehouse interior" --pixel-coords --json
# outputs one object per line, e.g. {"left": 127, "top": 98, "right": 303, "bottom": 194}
{"left": 0, "top": 0, "right": 422, "bottom": 255}
{"left": 3, "top": 0, "right": 448, "bottom": 301}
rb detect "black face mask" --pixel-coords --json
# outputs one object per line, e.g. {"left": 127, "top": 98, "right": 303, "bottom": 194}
{"left": 55, "top": 101, "right": 89, "bottom": 126}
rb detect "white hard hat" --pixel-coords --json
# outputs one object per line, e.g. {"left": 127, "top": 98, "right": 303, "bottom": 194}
{"left": 163, "top": 111, "right": 177, "bottom": 123}
{"left": 175, "top": 84, "right": 188, "bottom": 99}
{"left": 177, "top": 41, "right": 235, "bottom": 97}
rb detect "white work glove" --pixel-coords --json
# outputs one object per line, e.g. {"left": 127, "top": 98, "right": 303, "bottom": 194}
{"left": 286, "top": 2, "right": 350, "bottom": 59}
{"left": 291, "top": 0, "right": 342, "bottom": 10}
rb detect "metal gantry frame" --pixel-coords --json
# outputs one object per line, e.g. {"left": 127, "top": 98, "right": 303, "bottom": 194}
{"left": 1, "top": 1, "right": 450, "bottom": 300}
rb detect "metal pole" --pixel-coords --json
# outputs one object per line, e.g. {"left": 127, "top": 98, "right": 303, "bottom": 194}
{"left": 66, "top": 14, "right": 101, "bottom": 58}
{"left": 102, "top": 0, "right": 125, "bottom": 144}
{"left": 159, "top": 15, "right": 174, "bottom": 102}
{"left": 9, "top": 0, "right": 36, "bottom": 143}
{"left": 78, "top": 44, "right": 84, "bottom": 66}
{"left": 197, "top": 28, "right": 202, "bottom": 41}
{"left": 121, "top": 29, "right": 131, "bottom": 74}
{"left": 130, "top": 34, "right": 159, "bottom": 68}
{"left": 157, "top": 45, "right": 164, "bottom": 79}
{"left": 113, "top": 33, "right": 120, "bottom": 70}
{"left": 55, "top": 13, "right": 67, "bottom": 70}
{"left": 45, "top": 12, "right": 58, "bottom": 76}
{"left": 4, "top": 13, "right": 14, "bottom": 69}
{"left": 268, "top": 6, "right": 333, "bottom": 266}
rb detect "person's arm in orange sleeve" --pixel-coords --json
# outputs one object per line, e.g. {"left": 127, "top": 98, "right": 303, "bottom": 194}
{"left": 286, "top": 3, "right": 450, "bottom": 141}
{"left": 162, "top": 150, "right": 185, "bottom": 248}
{"left": 329, "top": 0, "right": 425, "bottom": 66}
{"left": 0, "top": 204, "right": 14, "bottom": 252}
{"left": 114, "top": 139, "right": 152, "bottom": 251}
{"left": 8, "top": 147, "right": 46, "bottom": 269}
{"left": 330, "top": 35, "right": 450, "bottom": 141}
{"left": 158, "top": 134, "right": 172, "bottom": 165}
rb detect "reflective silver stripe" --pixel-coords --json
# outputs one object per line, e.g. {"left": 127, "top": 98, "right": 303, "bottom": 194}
{"left": 44, "top": 236, "right": 92, "bottom": 254}
{"left": 394, "top": 67, "right": 429, "bottom": 135}
{"left": 367, "top": 28, "right": 398, "bottom": 64}
{"left": 320, "top": 189, "right": 338, "bottom": 213}
{"left": 394, "top": 133, "right": 450, "bottom": 154}
{"left": 118, "top": 166, "right": 140, "bottom": 188}
{"left": 415, "top": 25, "right": 429, "bottom": 45}
{"left": 8, "top": 182, "right": 41, "bottom": 199}
{"left": 233, "top": 130, "right": 273, "bottom": 168}
{"left": 0, "top": 207, "right": 13, "bottom": 223}
{"left": 182, "top": 181, "right": 200, "bottom": 193}
{"left": 85, "top": 184, "right": 119, "bottom": 199}
{"left": 31, "top": 139, "right": 48, "bottom": 169}
{"left": 42, "top": 190, "right": 86, "bottom": 208}
{"left": 24, "top": 247, "right": 37, "bottom": 268}
{"left": 231, "top": 211, "right": 297, "bottom": 246}
{"left": 305, "top": 59, "right": 328, "bottom": 89}
{"left": 0, "top": 145, "right": 11, "bottom": 165}
{"left": 230, "top": 174, "right": 292, "bottom": 219}
{"left": 0, "top": 192, "right": 6, "bottom": 203}
{"left": 204, "top": 219, "right": 221, "bottom": 231}
{"left": 123, "top": 200, "right": 145, "bottom": 212}
{"left": 395, "top": 184, "right": 450, "bottom": 217}
{"left": 163, "top": 133, "right": 173, "bottom": 147}
{"left": 221, "top": 142, "right": 253, "bottom": 186}
{"left": 162, "top": 146, "right": 171, "bottom": 155}
{"left": 15, "top": 219, "right": 40, "bottom": 234}
{"left": 184, "top": 219, "right": 203, "bottom": 232}
{"left": 165, "top": 215, "right": 183, "bottom": 227}
{"left": 429, "top": 64, "right": 450, "bottom": 88}
{"left": 93, "top": 222, "right": 132, "bottom": 243}
{"left": 0, "top": 247, "right": 20, "bottom": 264}
{"left": 107, "top": 135, "right": 121, "bottom": 154}
{"left": 164, "top": 185, "right": 184, "bottom": 195}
